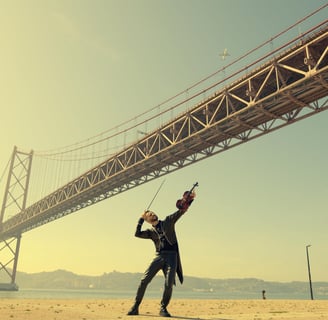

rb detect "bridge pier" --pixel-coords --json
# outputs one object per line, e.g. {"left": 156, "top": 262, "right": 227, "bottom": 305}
{"left": 0, "top": 147, "right": 33, "bottom": 291}
{"left": 0, "top": 235, "right": 21, "bottom": 291}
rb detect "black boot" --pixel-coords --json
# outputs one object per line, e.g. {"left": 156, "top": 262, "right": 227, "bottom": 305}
{"left": 127, "top": 304, "right": 139, "bottom": 316}
{"left": 159, "top": 307, "right": 171, "bottom": 317}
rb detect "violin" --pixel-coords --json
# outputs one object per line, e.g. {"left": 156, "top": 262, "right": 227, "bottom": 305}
{"left": 176, "top": 182, "right": 198, "bottom": 210}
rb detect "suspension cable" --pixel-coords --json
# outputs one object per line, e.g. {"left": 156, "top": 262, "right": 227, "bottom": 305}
{"left": 0, "top": 156, "right": 12, "bottom": 185}
{"left": 33, "top": 3, "right": 328, "bottom": 159}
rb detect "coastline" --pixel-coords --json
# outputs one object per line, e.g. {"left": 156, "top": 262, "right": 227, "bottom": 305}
{"left": 0, "top": 298, "right": 327, "bottom": 320}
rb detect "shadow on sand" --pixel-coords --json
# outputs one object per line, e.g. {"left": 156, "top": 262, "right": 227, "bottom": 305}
{"left": 139, "top": 314, "right": 233, "bottom": 320}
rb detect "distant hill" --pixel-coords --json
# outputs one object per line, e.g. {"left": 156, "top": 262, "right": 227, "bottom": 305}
{"left": 1, "top": 269, "right": 328, "bottom": 299}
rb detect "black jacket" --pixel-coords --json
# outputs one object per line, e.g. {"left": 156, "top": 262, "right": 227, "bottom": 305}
{"left": 134, "top": 209, "right": 185, "bottom": 284}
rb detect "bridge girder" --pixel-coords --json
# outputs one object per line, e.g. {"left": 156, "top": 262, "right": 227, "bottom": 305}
{"left": 1, "top": 25, "right": 327, "bottom": 240}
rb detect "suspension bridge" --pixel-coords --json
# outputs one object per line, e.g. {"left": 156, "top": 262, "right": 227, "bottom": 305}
{"left": 0, "top": 7, "right": 327, "bottom": 290}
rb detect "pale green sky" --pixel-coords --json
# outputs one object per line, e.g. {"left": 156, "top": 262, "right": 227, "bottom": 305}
{"left": 0, "top": 0, "right": 327, "bottom": 282}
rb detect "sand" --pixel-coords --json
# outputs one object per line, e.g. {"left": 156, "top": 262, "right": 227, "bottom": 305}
{"left": 0, "top": 298, "right": 327, "bottom": 320}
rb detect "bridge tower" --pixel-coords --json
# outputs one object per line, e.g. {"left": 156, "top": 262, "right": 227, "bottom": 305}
{"left": 0, "top": 147, "right": 33, "bottom": 291}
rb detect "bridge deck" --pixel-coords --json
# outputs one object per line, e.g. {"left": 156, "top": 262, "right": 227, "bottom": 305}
{"left": 1, "top": 24, "right": 327, "bottom": 240}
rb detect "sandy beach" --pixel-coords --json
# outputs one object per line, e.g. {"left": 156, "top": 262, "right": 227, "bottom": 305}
{"left": 0, "top": 298, "right": 327, "bottom": 320}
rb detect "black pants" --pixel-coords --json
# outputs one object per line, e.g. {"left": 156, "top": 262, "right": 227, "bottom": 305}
{"left": 134, "top": 251, "right": 177, "bottom": 308}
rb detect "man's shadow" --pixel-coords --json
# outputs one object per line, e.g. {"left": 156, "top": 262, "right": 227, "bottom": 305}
{"left": 140, "top": 314, "right": 233, "bottom": 320}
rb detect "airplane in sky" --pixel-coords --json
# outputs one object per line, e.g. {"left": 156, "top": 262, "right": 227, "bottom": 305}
{"left": 219, "top": 48, "right": 230, "bottom": 60}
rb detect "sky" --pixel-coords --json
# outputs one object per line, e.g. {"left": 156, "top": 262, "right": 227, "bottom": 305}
{"left": 0, "top": 0, "right": 327, "bottom": 283}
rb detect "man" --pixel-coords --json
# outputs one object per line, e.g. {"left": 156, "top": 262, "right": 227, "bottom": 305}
{"left": 127, "top": 190, "right": 195, "bottom": 317}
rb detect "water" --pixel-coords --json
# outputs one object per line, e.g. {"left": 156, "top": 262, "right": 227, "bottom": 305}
{"left": 0, "top": 288, "right": 324, "bottom": 300}
{"left": 0, "top": 288, "right": 134, "bottom": 299}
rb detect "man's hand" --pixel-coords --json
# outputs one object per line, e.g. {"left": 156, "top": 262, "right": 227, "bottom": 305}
{"left": 141, "top": 210, "right": 149, "bottom": 219}
{"left": 183, "top": 190, "right": 196, "bottom": 202}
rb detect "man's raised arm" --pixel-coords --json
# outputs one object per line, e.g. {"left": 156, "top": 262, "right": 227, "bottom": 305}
{"left": 134, "top": 211, "right": 151, "bottom": 238}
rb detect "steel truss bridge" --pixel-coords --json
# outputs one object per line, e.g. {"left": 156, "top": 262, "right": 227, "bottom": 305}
{"left": 0, "top": 20, "right": 327, "bottom": 290}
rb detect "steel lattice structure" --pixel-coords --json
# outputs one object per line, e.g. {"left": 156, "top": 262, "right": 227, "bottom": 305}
{"left": 0, "top": 148, "right": 33, "bottom": 290}
{"left": 1, "top": 24, "right": 327, "bottom": 241}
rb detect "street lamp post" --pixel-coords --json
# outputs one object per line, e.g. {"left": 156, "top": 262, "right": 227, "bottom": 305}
{"left": 306, "top": 245, "right": 314, "bottom": 300}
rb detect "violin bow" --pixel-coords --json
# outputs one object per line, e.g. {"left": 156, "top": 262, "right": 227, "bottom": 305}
{"left": 146, "top": 179, "right": 166, "bottom": 211}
